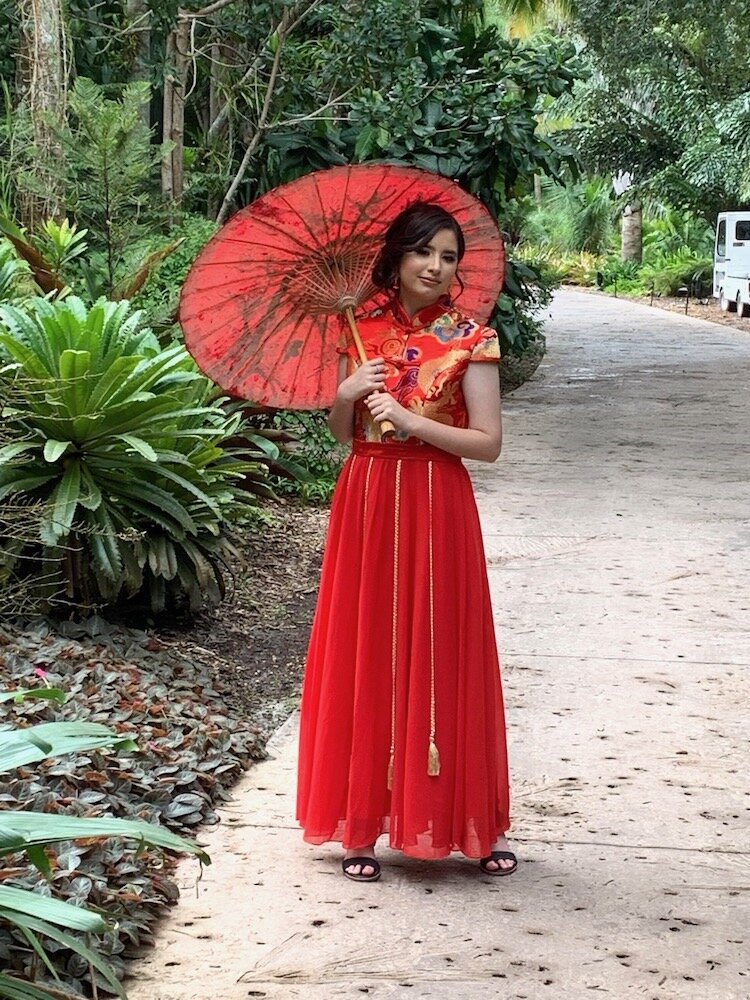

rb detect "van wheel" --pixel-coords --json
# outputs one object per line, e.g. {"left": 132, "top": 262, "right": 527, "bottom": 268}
{"left": 720, "top": 290, "right": 736, "bottom": 312}
{"left": 737, "top": 294, "right": 749, "bottom": 318}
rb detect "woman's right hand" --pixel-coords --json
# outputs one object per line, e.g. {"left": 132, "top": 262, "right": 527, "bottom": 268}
{"left": 337, "top": 357, "right": 387, "bottom": 404}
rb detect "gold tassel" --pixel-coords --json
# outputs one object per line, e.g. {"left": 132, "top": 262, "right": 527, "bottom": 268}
{"left": 387, "top": 752, "right": 394, "bottom": 790}
{"left": 428, "top": 739, "right": 441, "bottom": 777}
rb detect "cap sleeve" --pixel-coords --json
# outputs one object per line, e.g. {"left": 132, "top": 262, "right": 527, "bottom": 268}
{"left": 470, "top": 325, "right": 501, "bottom": 363}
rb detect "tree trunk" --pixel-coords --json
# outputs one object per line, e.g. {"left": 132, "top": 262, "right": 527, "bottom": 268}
{"left": 209, "top": 41, "right": 223, "bottom": 127}
{"left": 15, "top": 0, "right": 68, "bottom": 229}
{"left": 161, "top": 15, "right": 190, "bottom": 215}
{"left": 621, "top": 202, "right": 642, "bottom": 263}
{"left": 126, "top": 0, "right": 151, "bottom": 128}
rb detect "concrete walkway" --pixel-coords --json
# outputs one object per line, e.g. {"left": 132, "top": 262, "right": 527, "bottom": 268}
{"left": 127, "top": 289, "right": 749, "bottom": 999}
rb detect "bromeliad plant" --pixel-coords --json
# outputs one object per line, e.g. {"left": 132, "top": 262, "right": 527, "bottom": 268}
{"left": 0, "top": 687, "right": 210, "bottom": 1000}
{"left": 0, "top": 295, "right": 273, "bottom": 613}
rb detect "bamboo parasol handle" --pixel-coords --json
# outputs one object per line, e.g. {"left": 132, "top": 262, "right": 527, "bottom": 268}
{"left": 344, "top": 306, "right": 395, "bottom": 440}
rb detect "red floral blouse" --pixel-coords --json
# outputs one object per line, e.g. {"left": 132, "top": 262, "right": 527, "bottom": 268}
{"left": 338, "top": 296, "right": 500, "bottom": 443}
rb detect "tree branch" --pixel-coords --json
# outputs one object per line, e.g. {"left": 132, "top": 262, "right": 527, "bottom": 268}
{"left": 278, "top": 88, "right": 354, "bottom": 127}
{"left": 215, "top": 8, "right": 288, "bottom": 225}
{"left": 179, "top": 0, "right": 242, "bottom": 19}
{"left": 207, "top": 0, "right": 323, "bottom": 140}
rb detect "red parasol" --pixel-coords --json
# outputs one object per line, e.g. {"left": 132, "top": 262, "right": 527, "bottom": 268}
{"left": 179, "top": 163, "right": 505, "bottom": 410}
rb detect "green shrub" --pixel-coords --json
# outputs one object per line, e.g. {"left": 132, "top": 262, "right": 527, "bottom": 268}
{"left": 599, "top": 256, "right": 642, "bottom": 288}
{"left": 640, "top": 247, "right": 712, "bottom": 296}
{"left": 642, "top": 210, "right": 714, "bottom": 259}
{"left": 494, "top": 256, "right": 557, "bottom": 358}
{"left": 0, "top": 239, "right": 34, "bottom": 302}
{"left": 61, "top": 78, "right": 163, "bottom": 299}
{"left": 131, "top": 213, "right": 219, "bottom": 329}
{"left": 595, "top": 247, "right": 711, "bottom": 297}
{"left": 597, "top": 257, "right": 651, "bottom": 296}
{"left": 0, "top": 296, "right": 271, "bottom": 614}
{"left": 518, "top": 177, "right": 617, "bottom": 255}
{"left": 513, "top": 244, "right": 602, "bottom": 287}
{"left": 260, "top": 410, "right": 346, "bottom": 504}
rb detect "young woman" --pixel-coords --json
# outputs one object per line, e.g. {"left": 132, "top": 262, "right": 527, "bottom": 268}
{"left": 296, "top": 202, "right": 514, "bottom": 882}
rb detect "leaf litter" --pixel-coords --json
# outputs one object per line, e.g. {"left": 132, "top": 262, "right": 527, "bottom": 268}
{"left": 0, "top": 500, "right": 328, "bottom": 996}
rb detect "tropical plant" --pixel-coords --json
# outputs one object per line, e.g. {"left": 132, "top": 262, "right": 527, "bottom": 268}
{"left": 0, "top": 295, "right": 271, "bottom": 614}
{"left": 32, "top": 219, "right": 89, "bottom": 278}
{"left": 641, "top": 209, "right": 714, "bottom": 259}
{"left": 485, "top": 0, "right": 575, "bottom": 38}
{"left": 0, "top": 219, "right": 65, "bottom": 297}
{"left": 639, "top": 247, "right": 712, "bottom": 296}
{"left": 0, "top": 686, "right": 209, "bottom": 1000}
{"left": 515, "top": 244, "right": 602, "bottom": 286}
{"left": 494, "top": 255, "right": 556, "bottom": 356}
{"left": 131, "top": 213, "right": 220, "bottom": 330}
{"left": 566, "top": 0, "right": 750, "bottom": 221}
{"left": 0, "top": 240, "right": 33, "bottom": 303}
{"left": 519, "top": 175, "right": 615, "bottom": 254}
{"left": 56, "top": 78, "right": 170, "bottom": 298}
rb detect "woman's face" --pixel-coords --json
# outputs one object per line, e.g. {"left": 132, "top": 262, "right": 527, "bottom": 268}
{"left": 397, "top": 228, "right": 459, "bottom": 311}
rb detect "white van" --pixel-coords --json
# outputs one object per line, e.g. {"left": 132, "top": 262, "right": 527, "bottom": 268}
{"left": 714, "top": 212, "right": 750, "bottom": 315}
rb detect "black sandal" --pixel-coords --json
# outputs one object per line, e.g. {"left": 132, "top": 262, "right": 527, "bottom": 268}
{"left": 342, "top": 856, "right": 381, "bottom": 882}
{"left": 479, "top": 850, "right": 518, "bottom": 876}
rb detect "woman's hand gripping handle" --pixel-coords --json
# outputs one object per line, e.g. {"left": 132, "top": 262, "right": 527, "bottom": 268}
{"left": 337, "top": 359, "right": 395, "bottom": 439}
{"left": 337, "top": 357, "right": 389, "bottom": 414}
{"left": 343, "top": 306, "right": 395, "bottom": 439}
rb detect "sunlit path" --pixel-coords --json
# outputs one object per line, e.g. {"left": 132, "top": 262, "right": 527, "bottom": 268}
{"left": 127, "top": 288, "right": 749, "bottom": 999}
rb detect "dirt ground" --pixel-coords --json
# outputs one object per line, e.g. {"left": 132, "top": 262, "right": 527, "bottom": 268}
{"left": 155, "top": 502, "right": 329, "bottom": 741}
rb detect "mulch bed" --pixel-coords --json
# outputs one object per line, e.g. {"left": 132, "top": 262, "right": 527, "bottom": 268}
{"left": 645, "top": 293, "right": 750, "bottom": 331}
{"left": 152, "top": 500, "right": 329, "bottom": 736}
{"left": 0, "top": 500, "right": 329, "bottom": 995}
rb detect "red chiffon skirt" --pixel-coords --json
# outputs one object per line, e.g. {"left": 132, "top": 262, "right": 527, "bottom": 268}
{"left": 296, "top": 440, "right": 510, "bottom": 859}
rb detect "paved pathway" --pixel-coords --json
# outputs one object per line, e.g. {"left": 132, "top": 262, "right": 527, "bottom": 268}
{"left": 128, "top": 289, "right": 749, "bottom": 999}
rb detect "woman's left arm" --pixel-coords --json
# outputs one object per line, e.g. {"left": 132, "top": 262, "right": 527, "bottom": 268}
{"left": 364, "top": 361, "right": 502, "bottom": 462}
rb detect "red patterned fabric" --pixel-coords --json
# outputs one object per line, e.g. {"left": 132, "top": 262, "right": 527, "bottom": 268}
{"left": 296, "top": 328, "right": 510, "bottom": 860}
{"left": 339, "top": 297, "right": 501, "bottom": 443}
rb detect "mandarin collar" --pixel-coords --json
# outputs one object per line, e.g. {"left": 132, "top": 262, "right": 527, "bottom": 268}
{"left": 388, "top": 295, "right": 452, "bottom": 331}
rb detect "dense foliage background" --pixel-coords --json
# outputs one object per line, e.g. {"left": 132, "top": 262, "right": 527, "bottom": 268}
{"left": 1, "top": 0, "right": 748, "bottom": 609}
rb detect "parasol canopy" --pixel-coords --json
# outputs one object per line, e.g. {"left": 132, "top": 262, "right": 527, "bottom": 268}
{"left": 179, "top": 163, "right": 505, "bottom": 409}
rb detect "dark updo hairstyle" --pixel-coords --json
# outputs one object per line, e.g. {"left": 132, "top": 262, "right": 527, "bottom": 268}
{"left": 372, "top": 202, "right": 466, "bottom": 292}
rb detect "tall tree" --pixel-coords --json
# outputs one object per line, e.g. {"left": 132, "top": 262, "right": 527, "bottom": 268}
{"left": 14, "top": 0, "right": 68, "bottom": 228}
{"left": 567, "top": 0, "right": 750, "bottom": 220}
{"left": 126, "top": 0, "right": 152, "bottom": 127}
{"left": 161, "top": 15, "right": 190, "bottom": 211}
